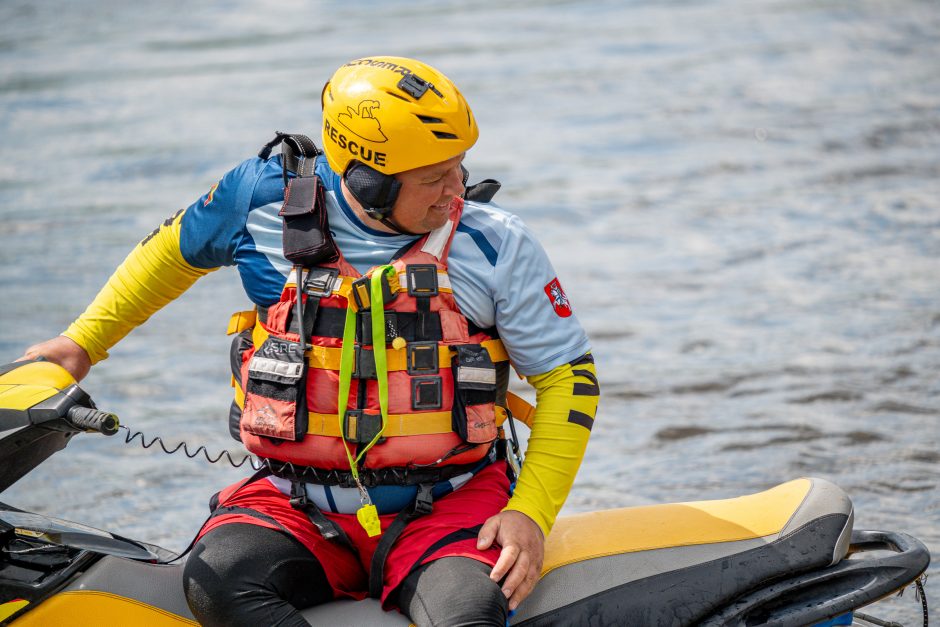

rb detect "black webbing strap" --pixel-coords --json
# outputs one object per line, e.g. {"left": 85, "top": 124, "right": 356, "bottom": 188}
{"left": 209, "top": 505, "right": 291, "bottom": 535}
{"left": 300, "top": 295, "right": 321, "bottom": 339}
{"left": 160, "top": 468, "right": 272, "bottom": 564}
{"left": 281, "top": 134, "right": 319, "bottom": 177}
{"left": 368, "top": 483, "right": 434, "bottom": 598}
{"left": 406, "top": 524, "right": 484, "bottom": 574}
{"left": 464, "top": 179, "right": 501, "bottom": 203}
{"left": 415, "top": 297, "right": 431, "bottom": 341}
{"left": 258, "top": 132, "right": 289, "bottom": 161}
{"left": 267, "top": 457, "right": 486, "bottom": 488}
{"left": 259, "top": 306, "right": 498, "bottom": 342}
{"left": 258, "top": 132, "right": 319, "bottom": 186}
{"left": 289, "top": 480, "right": 356, "bottom": 553}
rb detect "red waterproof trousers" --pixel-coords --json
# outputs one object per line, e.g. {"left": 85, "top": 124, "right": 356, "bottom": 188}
{"left": 197, "top": 461, "right": 511, "bottom": 606}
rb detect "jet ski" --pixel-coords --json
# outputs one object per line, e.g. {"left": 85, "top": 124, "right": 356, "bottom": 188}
{"left": 0, "top": 360, "right": 930, "bottom": 626}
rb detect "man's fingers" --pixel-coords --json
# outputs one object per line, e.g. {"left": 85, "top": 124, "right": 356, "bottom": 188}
{"left": 17, "top": 344, "right": 40, "bottom": 361}
{"left": 508, "top": 565, "right": 540, "bottom": 611}
{"left": 489, "top": 544, "right": 519, "bottom": 584}
{"left": 13, "top": 336, "right": 92, "bottom": 381}
{"left": 499, "top": 552, "right": 530, "bottom": 597}
{"left": 476, "top": 516, "right": 500, "bottom": 550}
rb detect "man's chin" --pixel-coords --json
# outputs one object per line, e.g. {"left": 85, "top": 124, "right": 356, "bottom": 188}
{"left": 424, "top": 208, "right": 450, "bottom": 230}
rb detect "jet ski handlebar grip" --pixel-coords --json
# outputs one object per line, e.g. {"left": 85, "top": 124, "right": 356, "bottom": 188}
{"left": 66, "top": 406, "right": 120, "bottom": 436}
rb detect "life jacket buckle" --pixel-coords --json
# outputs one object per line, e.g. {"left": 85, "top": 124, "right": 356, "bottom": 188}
{"left": 288, "top": 479, "right": 309, "bottom": 510}
{"left": 413, "top": 483, "right": 434, "bottom": 516}
{"left": 353, "top": 345, "right": 378, "bottom": 379}
{"left": 351, "top": 272, "right": 399, "bottom": 311}
{"left": 303, "top": 267, "right": 339, "bottom": 298}
{"left": 406, "top": 264, "right": 439, "bottom": 297}
{"left": 406, "top": 341, "right": 439, "bottom": 375}
{"left": 358, "top": 311, "right": 399, "bottom": 346}
{"left": 411, "top": 376, "right": 443, "bottom": 410}
{"left": 343, "top": 409, "right": 385, "bottom": 445}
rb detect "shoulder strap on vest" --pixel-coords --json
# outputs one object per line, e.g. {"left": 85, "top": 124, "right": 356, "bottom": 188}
{"left": 281, "top": 134, "right": 320, "bottom": 178}
{"left": 259, "top": 133, "right": 338, "bottom": 268}
{"left": 258, "top": 131, "right": 321, "bottom": 186}
{"left": 280, "top": 173, "right": 339, "bottom": 267}
{"left": 464, "top": 178, "right": 501, "bottom": 203}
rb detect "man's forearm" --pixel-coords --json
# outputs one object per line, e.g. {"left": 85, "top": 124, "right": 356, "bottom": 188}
{"left": 503, "top": 354, "right": 600, "bottom": 536}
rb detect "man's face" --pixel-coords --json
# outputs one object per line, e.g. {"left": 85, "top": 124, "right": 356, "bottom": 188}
{"left": 389, "top": 153, "right": 466, "bottom": 233}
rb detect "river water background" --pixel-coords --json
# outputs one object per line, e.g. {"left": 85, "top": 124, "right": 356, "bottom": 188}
{"left": 1, "top": 0, "right": 938, "bottom": 622}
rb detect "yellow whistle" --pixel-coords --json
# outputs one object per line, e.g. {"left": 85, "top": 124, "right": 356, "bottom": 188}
{"left": 357, "top": 504, "right": 382, "bottom": 537}
{"left": 391, "top": 336, "right": 407, "bottom": 350}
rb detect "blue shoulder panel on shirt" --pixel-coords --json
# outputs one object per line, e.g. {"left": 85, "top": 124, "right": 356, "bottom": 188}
{"left": 179, "top": 156, "right": 277, "bottom": 269}
{"left": 456, "top": 222, "right": 499, "bottom": 267}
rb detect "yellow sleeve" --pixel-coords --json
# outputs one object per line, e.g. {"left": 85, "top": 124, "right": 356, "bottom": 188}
{"left": 62, "top": 210, "right": 215, "bottom": 363}
{"left": 503, "top": 354, "right": 599, "bottom": 537}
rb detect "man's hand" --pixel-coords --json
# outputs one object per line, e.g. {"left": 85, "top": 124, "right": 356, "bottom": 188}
{"left": 477, "top": 509, "right": 545, "bottom": 611}
{"left": 18, "top": 336, "right": 92, "bottom": 382}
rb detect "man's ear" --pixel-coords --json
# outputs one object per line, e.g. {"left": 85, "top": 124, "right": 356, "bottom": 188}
{"left": 343, "top": 162, "right": 401, "bottom": 219}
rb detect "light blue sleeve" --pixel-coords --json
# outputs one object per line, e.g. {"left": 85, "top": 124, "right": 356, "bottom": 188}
{"left": 492, "top": 214, "right": 591, "bottom": 376}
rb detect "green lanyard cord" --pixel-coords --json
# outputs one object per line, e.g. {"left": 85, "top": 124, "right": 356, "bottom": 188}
{"left": 337, "top": 265, "right": 394, "bottom": 484}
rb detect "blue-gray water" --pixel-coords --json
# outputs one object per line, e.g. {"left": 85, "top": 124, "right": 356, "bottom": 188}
{"left": 1, "top": 0, "right": 937, "bottom": 622}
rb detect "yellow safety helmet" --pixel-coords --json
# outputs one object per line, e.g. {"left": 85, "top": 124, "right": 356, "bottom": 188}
{"left": 321, "top": 56, "right": 478, "bottom": 176}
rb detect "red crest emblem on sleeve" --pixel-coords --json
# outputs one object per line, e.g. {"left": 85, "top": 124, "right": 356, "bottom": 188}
{"left": 544, "top": 278, "right": 572, "bottom": 318}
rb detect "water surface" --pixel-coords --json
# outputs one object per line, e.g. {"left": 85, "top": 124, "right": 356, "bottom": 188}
{"left": 1, "top": 1, "right": 937, "bottom": 621}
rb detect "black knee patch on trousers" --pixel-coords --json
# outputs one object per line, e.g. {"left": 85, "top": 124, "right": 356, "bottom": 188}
{"left": 397, "top": 556, "right": 508, "bottom": 627}
{"left": 182, "top": 523, "right": 332, "bottom": 627}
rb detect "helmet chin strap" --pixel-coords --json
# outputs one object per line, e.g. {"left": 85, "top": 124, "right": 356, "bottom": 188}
{"left": 368, "top": 210, "right": 423, "bottom": 237}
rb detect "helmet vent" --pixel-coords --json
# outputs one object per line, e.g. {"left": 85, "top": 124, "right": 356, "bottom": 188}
{"left": 384, "top": 91, "right": 410, "bottom": 103}
{"left": 416, "top": 115, "right": 444, "bottom": 124}
{"left": 432, "top": 131, "right": 459, "bottom": 140}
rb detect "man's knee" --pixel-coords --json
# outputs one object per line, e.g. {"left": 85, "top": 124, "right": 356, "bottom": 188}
{"left": 183, "top": 523, "right": 331, "bottom": 627}
{"left": 398, "top": 556, "right": 508, "bottom": 627}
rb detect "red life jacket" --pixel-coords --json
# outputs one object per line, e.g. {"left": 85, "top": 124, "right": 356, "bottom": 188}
{"left": 232, "top": 197, "right": 511, "bottom": 484}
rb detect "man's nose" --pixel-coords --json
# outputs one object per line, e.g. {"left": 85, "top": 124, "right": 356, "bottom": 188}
{"left": 443, "top": 165, "right": 465, "bottom": 197}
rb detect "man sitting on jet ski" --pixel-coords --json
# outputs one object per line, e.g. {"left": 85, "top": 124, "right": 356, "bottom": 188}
{"left": 18, "top": 56, "right": 600, "bottom": 627}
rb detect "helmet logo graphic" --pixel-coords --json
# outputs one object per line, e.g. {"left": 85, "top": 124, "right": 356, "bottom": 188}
{"left": 338, "top": 100, "right": 388, "bottom": 143}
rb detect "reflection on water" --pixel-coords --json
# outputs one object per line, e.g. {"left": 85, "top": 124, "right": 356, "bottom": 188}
{"left": 1, "top": 0, "right": 937, "bottom": 622}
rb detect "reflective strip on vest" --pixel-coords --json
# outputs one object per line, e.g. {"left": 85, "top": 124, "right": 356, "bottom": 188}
{"left": 308, "top": 411, "right": 452, "bottom": 438}
{"left": 251, "top": 322, "right": 508, "bottom": 371}
{"left": 248, "top": 355, "right": 304, "bottom": 380}
{"left": 283, "top": 272, "right": 346, "bottom": 294}
{"left": 307, "top": 340, "right": 508, "bottom": 372}
{"left": 457, "top": 366, "right": 497, "bottom": 386}
{"left": 306, "top": 405, "right": 512, "bottom": 437}
{"left": 283, "top": 270, "right": 454, "bottom": 296}
{"left": 398, "top": 271, "right": 452, "bottom": 293}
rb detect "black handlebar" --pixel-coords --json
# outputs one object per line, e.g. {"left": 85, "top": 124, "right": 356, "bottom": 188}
{"left": 66, "top": 406, "right": 120, "bottom": 436}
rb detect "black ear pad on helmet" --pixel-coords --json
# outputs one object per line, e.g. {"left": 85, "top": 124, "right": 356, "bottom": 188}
{"left": 343, "top": 161, "right": 401, "bottom": 220}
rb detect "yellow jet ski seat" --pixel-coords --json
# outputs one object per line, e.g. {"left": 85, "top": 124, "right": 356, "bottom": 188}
{"left": 511, "top": 476, "right": 853, "bottom": 625}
